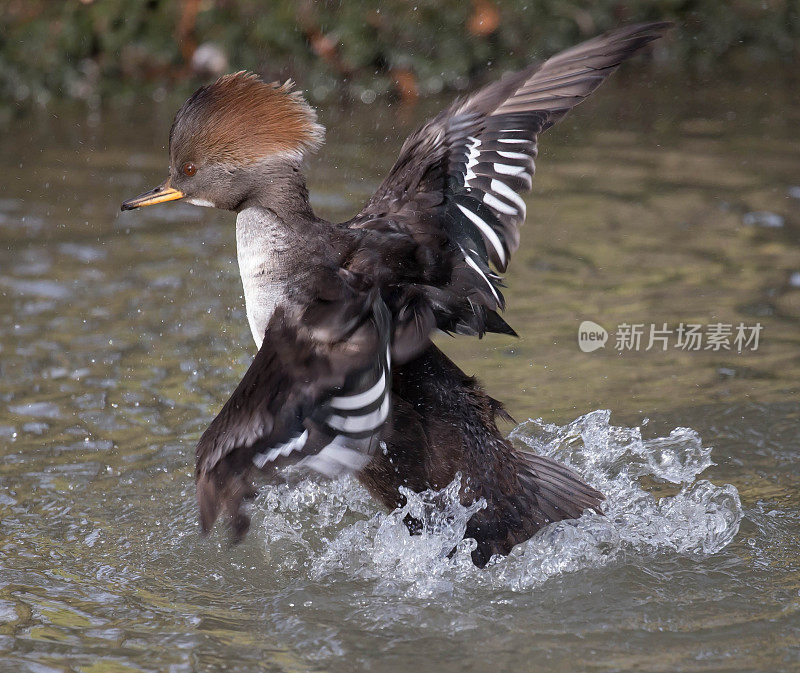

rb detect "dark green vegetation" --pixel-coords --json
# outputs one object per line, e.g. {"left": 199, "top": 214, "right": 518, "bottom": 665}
{"left": 2, "top": 0, "right": 799, "bottom": 108}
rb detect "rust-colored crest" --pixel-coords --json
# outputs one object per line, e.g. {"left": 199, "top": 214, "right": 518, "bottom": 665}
{"left": 170, "top": 71, "right": 324, "bottom": 167}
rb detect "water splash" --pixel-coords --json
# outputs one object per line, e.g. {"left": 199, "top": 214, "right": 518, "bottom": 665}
{"left": 254, "top": 410, "right": 742, "bottom": 592}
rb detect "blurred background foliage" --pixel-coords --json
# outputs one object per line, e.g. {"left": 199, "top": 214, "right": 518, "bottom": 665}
{"left": 1, "top": 0, "right": 799, "bottom": 109}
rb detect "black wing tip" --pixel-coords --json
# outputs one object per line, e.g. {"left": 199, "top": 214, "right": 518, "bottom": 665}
{"left": 629, "top": 20, "right": 675, "bottom": 34}
{"left": 197, "top": 475, "right": 219, "bottom": 536}
{"left": 484, "top": 310, "right": 518, "bottom": 337}
{"left": 600, "top": 21, "right": 675, "bottom": 44}
{"left": 196, "top": 470, "right": 256, "bottom": 543}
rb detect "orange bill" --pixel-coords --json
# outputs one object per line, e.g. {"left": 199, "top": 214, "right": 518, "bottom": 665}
{"left": 121, "top": 181, "right": 185, "bottom": 211}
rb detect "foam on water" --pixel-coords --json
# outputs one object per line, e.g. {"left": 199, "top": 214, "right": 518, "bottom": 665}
{"left": 254, "top": 410, "right": 742, "bottom": 594}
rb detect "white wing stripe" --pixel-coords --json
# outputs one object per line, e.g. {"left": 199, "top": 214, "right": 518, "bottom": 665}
{"left": 299, "top": 437, "right": 371, "bottom": 477}
{"left": 493, "top": 162, "right": 527, "bottom": 176}
{"left": 497, "top": 138, "right": 529, "bottom": 144}
{"left": 327, "top": 395, "right": 390, "bottom": 433}
{"left": 464, "top": 136, "right": 481, "bottom": 187}
{"left": 330, "top": 370, "right": 386, "bottom": 410}
{"left": 497, "top": 150, "right": 529, "bottom": 160}
{"left": 464, "top": 251, "right": 501, "bottom": 304}
{"left": 465, "top": 136, "right": 481, "bottom": 165}
{"left": 252, "top": 429, "right": 309, "bottom": 468}
{"left": 456, "top": 203, "right": 507, "bottom": 266}
{"left": 483, "top": 192, "right": 517, "bottom": 215}
{"left": 490, "top": 178, "right": 527, "bottom": 215}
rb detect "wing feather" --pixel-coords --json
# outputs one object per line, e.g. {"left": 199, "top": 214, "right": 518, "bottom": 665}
{"left": 195, "top": 276, "right": 393, "bottom": 540}
{"left": 347, "top": 22, "right": 670, "bottom": 336}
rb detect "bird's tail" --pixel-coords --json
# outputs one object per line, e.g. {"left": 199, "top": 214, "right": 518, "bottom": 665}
{"left": 465, "top": 448, "right": 604, "bottom": 567}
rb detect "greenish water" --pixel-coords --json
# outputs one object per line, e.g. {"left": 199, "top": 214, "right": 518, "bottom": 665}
{"left": 1, "top": 72, "right": 799, "bottom": 672}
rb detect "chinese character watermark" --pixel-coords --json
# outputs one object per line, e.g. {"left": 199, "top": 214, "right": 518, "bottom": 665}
{"left": 578, "top": 321, "right": 762, "bottom": 353}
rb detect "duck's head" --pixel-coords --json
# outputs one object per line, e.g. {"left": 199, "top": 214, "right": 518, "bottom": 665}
{"left": 121, "top": 71, "right": 324, "bottom": 212}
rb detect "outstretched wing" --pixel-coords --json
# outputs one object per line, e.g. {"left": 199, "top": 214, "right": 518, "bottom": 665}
{"left": 194, "top": 267, "right": 393, "bottom": 541}
{"left": 348, "top": 22, "right": 670, "bottom": 336}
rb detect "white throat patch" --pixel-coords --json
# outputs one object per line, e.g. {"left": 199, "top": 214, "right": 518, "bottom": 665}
{"left": 235, "top": 208, "right": 291, "bottom": 348}
{"left": 185, "top": 197, "right": 215, "bottom": 208}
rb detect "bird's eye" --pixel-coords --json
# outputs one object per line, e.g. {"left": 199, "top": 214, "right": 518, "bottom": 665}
{"left": 181, "top": 162, "right": 197, "bottom": 177}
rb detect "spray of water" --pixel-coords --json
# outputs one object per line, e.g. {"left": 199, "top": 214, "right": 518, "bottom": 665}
{"left": 254, "top": 410, "right": 742, "bottom": 594}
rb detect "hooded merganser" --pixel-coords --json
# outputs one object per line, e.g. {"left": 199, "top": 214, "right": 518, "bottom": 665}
{"left": 122, "top": 22, "right": 670, "bottom": 567}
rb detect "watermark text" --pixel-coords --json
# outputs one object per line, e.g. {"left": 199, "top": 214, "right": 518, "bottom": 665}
{"left": 578, "top": 321, "right": 762, "bottom": 353}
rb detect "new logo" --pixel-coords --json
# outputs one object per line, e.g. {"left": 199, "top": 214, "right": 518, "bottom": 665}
{"left": 578, "top": 320, "right": 608, "bottom": 353}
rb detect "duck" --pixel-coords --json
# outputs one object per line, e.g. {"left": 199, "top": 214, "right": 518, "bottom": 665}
{"left": 121, "top": 22, "right": 670, "bottom": 567}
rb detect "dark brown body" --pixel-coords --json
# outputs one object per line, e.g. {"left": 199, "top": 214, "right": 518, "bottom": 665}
{"left": 360, "top": 344, "right": 601, "bottom": 567}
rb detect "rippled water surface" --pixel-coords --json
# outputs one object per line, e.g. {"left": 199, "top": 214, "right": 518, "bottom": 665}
{"left": 2, "top": 72, "right": 799, "bottom": 672}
